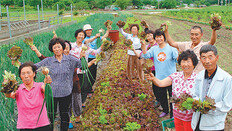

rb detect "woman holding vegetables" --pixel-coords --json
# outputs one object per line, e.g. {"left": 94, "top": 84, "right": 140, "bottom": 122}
{"left": 118, "top": 24, "right": 143, "bottom": 82}
{"left": 32, "top": 37, "right": 84, "bottom": 131}
{"left": 5, "top": 62, "right": 52, "bottom": 131}
{"left": 70, "top": 29, "right": 102, "bottom": 107}
{"left": 29, "top": 39, "right": 96, "bottom": 128}
{"left": 145, "top": 50, "right": 198, "bottom": 131}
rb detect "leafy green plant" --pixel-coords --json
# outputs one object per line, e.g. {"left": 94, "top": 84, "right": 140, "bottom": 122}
{"left": 138, "top": 93, "right": 147, "bottom": 101}
{"left": 124, "top": 122, "right": 141, "bottom": 130}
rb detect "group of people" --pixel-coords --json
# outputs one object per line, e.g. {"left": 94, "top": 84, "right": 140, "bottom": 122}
{"left": 3, "top": 19, "right": 232, "bottom": 131}
{"left": 120, "top": 21, "right": 231, "bottom": 131}
{"left": 5, "top": 24, "right": 110, "bottom": 131}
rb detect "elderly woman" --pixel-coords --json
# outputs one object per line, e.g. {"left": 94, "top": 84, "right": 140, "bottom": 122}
{"left": 29, "top": 39, "right": 96, "bottom": 128}
{"left": 142, "top": 29, "right": 178, "bottom": 118}
{"left": 119, "top": 24, "right": 143, "bottom": 81}
{"left": 70, "top": 29, "right": 102, "bottom": 107}
{"left": 5, "top": 62, "right": 52, "bottom": 131}
{"left": 34, "top": 37, "right": 83, "bottom": 131}
{"left": 145, "top": 50, "right": 198, "bottom": 131}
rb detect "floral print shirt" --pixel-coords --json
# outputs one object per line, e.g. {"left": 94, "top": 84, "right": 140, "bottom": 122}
{"left": 169, "top": 71, "right": 197, "bottom": 121}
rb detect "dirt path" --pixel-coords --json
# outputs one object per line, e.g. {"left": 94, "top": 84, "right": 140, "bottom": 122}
{"left": 135, "top": 13, "right": 232, "bottom": 131}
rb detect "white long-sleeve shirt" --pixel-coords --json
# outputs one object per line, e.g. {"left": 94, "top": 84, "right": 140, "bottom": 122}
{"left": 119, "top": 28, "right": 141, "bottom": 56}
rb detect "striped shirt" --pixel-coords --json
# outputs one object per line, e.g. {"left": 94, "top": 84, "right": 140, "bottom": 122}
{"left": 35, "top": 55, "right": 81, "bottom": 97}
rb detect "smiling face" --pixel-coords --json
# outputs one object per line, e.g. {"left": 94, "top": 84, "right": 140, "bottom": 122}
{"left": 20, "top": 66, "right": 35, "bottom": 86}
{"left": 180, "top": 58, "right": 195, "bottom": 74}
{"left": 200, "top": 51, "right": 218, "bottom": 72}
{"left": 76, "top": 32, "right": 85, "bottom": 43}
{"left": 146, "top": 33, "right": 155, "bottom": 43}
{"left": 131, "top": 26, "right": 138, "bottom": 36}
{"left": 190, "top": 28, "right": 203, "bottom": 45}
{"left": 85, "top": 29, "right": 92, "bottom": 37}
{"left": 52, "top": 43, "right": 63, "bottom": 56}
{"left": 155, "top": 35, "right": 165, "bottom": 45}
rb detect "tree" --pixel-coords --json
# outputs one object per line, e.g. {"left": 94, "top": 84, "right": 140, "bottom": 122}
{"left": 142, "top": 0, "right": 152, "bottom": 5}
{"left": 74, "top": 1, "right": 90, "bottom": 10}
{"left": 160, "top": 0, "right": 177, "bottom": 9}
{"left": 114, "top": 0, "right": 132, "bottom": 10}
{"left": 95, "top": 0, "right": 113, "bottom": 9}
{"left": 132, "top": 0, "right": 143, "bottom": 7}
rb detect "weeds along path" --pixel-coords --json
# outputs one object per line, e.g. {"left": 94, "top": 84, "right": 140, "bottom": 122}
{"left": 135, "top": 14, "right": 232, "bottom": 75}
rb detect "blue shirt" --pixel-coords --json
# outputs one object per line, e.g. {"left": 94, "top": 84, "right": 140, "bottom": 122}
{"left": 142, "top": 44, "right": 178, "bottom": 80}
{"left": 35, "top": 55, "right": 82, "bottom": 97}
{"left": 83, "top": 36, "right": 102, "bottom": 58}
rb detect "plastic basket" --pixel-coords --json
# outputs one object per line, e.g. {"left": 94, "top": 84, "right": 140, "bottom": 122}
{"left": 161, "top": 118, "right": 175, "bottom": 131}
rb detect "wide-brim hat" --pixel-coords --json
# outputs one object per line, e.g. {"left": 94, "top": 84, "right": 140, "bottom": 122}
{"left": 83, "top": 24, "right": 93, "bottom": 31}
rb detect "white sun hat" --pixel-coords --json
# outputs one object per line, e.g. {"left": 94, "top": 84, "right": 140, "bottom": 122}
{"left": 83, "top": 24, "right": 93, "bottom": 31}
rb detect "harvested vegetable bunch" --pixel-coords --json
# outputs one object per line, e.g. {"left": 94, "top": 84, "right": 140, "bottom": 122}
{"left": 37, "top": 67, "right": 54, "bottom": 126}
{"left": 104, "top": 20, "right": 113, "bottom": 29}
{"left": 139, "top": 31, "right": 146, "bottom": 39}
{"left": 140, "top": 20, "right": 148, "bottom": 27}
{"left": 1, "top": 70, "right": 18, "bottom": 94}
{"left": 95, "top": 52, "right": 106, "bottom": 65}
{"left": 102, "top": 39, "right": 113, "bottom": 52}
{"left": 116, "top": 20, "right": 125, "bottom": 28}
{"left": 143, "top": 59, "right": 153, "bottom": 74}
{"left": 209, "top": 13, "right": 222, "bottom": 30}
{"left": 23, "top": 37, "right": 34, "bottom": 46}
{"left": 170, "top": 93, "right": 193, "bottom": 111}
{"left": 192, "top": 96, "right": 216, "bottom": 114}
{"left": 52, "top": 30, "right": 56, "bottom": 36}
{"left": 124, "top": 39, "right": 133, "bottom": 47}
{"left": 160, "top": 21, "right": 172, "bottom": 32}
{"left": 82, "top": 45, "right": 88, "bottom": 51}
{"left": 7, "top": 46, "right": 23, "bottom": 68}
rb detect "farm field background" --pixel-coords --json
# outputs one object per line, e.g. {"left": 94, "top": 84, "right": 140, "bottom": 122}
{"left": 0, "top": 6, "right": 232, "bottom": 130}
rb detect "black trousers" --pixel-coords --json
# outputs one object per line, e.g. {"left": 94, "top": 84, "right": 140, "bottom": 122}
{"left": 18, "top": 125, "right": 51, "bottom": 131}
{"left": 50, "top": 94, "right": 72, "bottom": 131}
{"left": 88, "top": 58, "right": 97, "bottom": 92}
{"left": 78, "top": 74, "right": 88, "bottom": 104}
{"left": 154, "top": 83, "right": 173, "bottom": 117}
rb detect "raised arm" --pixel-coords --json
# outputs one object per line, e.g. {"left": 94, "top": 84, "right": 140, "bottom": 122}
{"left": 145, "top": 73, "right": 172, "bottom": 87}
{"left": 84, "top": 33, "right": 100, "bottom": 44}
{"left": 101, "top": 27, "right": 110, "bottom": 40}
{"left": 208, "top": 29, "right": 217, "bottom": 45}
{"left": 161, "top": 23, "right": 179, "bottom": 49}
{"left": 119, "top": 28, "right": 129, "bottom": 38}
{"left": 30, "top": 45, "right": 42, "bottom": 58}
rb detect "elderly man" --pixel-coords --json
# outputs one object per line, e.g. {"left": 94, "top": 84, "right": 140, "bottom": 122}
{"left": 162, "top": 24, "right": 217, "bottom": 73}
{"left": 191, "top": 45, "right": 232, "bottom": 131}
{"left": 82, "top": 24, "right": 109, "bottom": 95}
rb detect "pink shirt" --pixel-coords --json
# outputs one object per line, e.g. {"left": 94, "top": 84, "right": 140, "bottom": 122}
{"left": 169, "top": 72, "right": 197, "bottom": 121}
{"left": 15, "top": 82, "right": 50, "bottom": 129}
